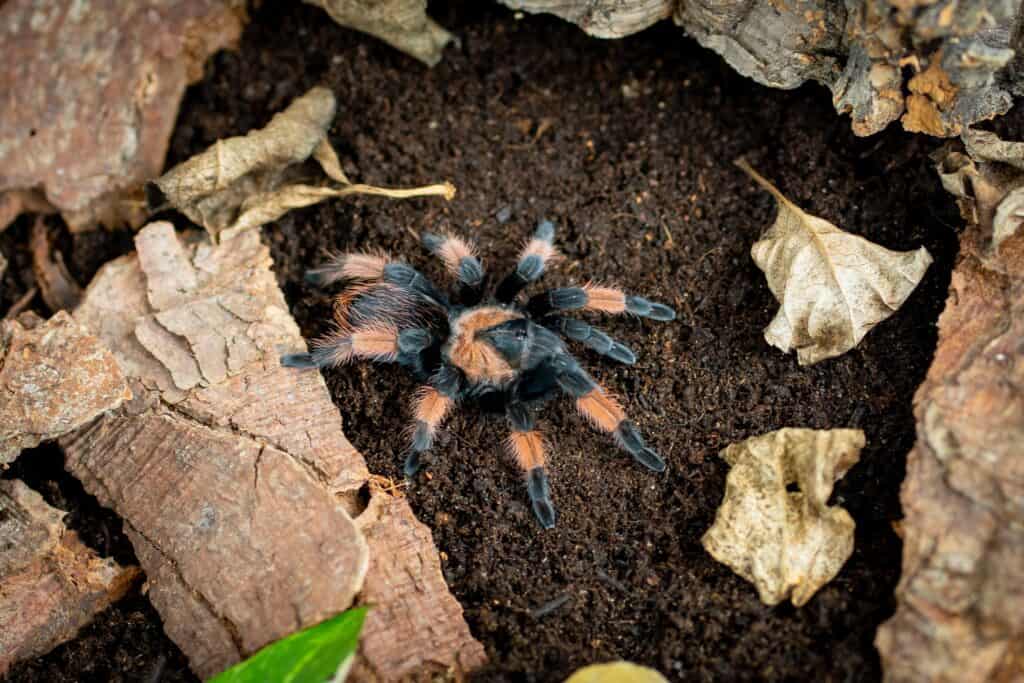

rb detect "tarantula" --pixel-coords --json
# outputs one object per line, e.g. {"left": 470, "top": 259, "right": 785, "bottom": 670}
{"left": 281, "top": 221, "right": 675, "bottom": 528}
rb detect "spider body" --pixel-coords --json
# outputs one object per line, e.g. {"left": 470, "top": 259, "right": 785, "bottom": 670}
{"left": 282, "top": 221, "right": 675, "bottom": 528}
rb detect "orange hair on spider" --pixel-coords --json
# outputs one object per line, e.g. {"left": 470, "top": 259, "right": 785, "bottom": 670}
{"left": 576, "top": 387, "right": 626, "bottom": 432}
{"left": 413, "top": 386, "right": 453, "bottom": 427}
{"left": 447, "top": 307, "right": 520, "bottom": 382}
{"left": 311, "top": 322, "right": 398, "bottom": 365}
{"left": 507, "top": 430, "right": 546, "bottom": 470}
{"left": 520, "top": 237, "right": 561, "bottom": 267}
{"left": 582, "top": 283, "right": 627, "bottom": 314}
{"left": 434, "top": 234, "right": 478, "bottom": 275}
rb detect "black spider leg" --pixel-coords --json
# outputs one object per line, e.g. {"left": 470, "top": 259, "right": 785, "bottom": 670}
{"left": 528, "top": 288, "right": 676, "bottom": 321}
{"left": 551, "top": 354, "right": 666, "bottom": 472}
{"left": 541, "top": 315, "right": 637, "bottom": 365}
{"left": 496, "top": 219, "right": 556, "bottom": 303}
{"left": 506, "top": 402, "right": 557, "bottom": 529}
{"left": 421, "top": 232, "right": 485, "bottom": 306}
{"left": 404, "top": 363, "right": 464, "bottom": 477}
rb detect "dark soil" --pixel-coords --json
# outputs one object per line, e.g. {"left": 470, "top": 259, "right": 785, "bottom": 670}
{"left": 4, "top": 1, "right": 971, "bottom": 681}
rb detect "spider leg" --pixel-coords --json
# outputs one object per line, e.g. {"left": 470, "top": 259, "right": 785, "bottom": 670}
{"left": 496, "top": 219, "right": 559, "bottom": 303}
{"left": 403, "top": 364, "right": 463, "bottom": 476}
{"left": 528, "top": 283, "right": 675, "bottom": 321}
{"left": 552, "top": 356, "right": 666, "bottom": 472}
{"left": 304, "top": 251, "right": 447, "bottom": 306}
{"left": 542, "top": 316, "right": 637, "bottom": 365}
{"left": 421, "top": 232, "right": 485, "bottom": 304}
{"left": 505, "top": 403, "right": 556, "bottom": 529}
{"left": 281, "top": 324, "right": 438, "bottom": 371}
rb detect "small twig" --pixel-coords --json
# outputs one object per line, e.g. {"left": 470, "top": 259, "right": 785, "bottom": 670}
{"left": 530, "top": 593, "right": 571, "bottom": 619}
{"left": 3, "top": 287, "right": 38, "bottom": 320}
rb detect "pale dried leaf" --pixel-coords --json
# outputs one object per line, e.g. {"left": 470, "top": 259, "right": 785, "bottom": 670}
{"left": 0, "top": 480, "right": 139, "bottom": 674}
{"left": 304, "top": 0, "right": 452, "bottom": 67}
{"left": 564, "top": 661, "right": 670, "bottom": 682}
{"left": 738, "top": 159, "right": 932, "bottom": 365}
{"left": 876, "top": 137, "right": 1024, "bottom": 683}
{"left": 702, "top": 428, "right": 865, "bottom": 607}
{"left": 0, "top": 311, "right": 130, "bottom": 464}
{"left": 148, "top": 87, "right": 455, "bottom": 242}
{"left": 500, "top": 1, "right": 673, "bottom": 38}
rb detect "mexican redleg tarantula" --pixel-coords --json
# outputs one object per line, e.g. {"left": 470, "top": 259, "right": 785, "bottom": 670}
{"left": 281, "top": 221, "right": 675, "bottom": 528}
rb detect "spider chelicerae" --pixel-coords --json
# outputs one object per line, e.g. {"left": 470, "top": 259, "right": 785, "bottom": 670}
{"left": 281, "top": 221, "right": 675, "bottom": 528}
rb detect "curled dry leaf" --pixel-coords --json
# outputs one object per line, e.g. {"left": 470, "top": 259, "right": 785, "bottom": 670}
{"left": 0, "top": 480, "right": 139, "bottom": 675}
{"left": 702, "top": 428, "right": 865, "bottom": 607}
{"left": 875, "top": 135, "right": 1024, "bottom": 683}
{"left": 737, "top": 159, "right": 932, "bottom": 365}
{"left": 564, "top": 661, "right": 670, "bottom": 683}
{"left": 0, "top": 311, "right": 130, "bottom": 465}
{"left": 304, "top": 0, "right": 453, "bottom": 67}
{"left": 148, "top": 86, "right": 455, "bottom": 242}
{"left": 62, "top": 222, "right": 484, "bottom": 679}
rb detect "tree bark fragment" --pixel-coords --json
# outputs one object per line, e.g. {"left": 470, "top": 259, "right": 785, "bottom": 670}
{"left": 0, "top": 480, "right": 139, "bottom": 675}
{"left": 875, "top": 136, "right": 1024, "bottom": 682}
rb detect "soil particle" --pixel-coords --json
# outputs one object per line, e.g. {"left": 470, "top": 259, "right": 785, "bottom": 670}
{"left": 4, "top": 1, "right": 973, "bottom": 680}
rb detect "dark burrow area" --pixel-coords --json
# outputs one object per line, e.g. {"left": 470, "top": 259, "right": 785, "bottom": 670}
{"left": 4, "top": 1, "right": 981, "bottom": 681}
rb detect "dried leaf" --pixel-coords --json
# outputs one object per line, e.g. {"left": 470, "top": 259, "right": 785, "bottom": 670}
{"left": 500, "top": 1, "right": 673, "bottom": 39}
{"left": 564, "top": 661, "right": 670, "bottom": 682}
{"left": 738, "top": 159, "right": 932, "bottom": 365}
{"left": 0, "top": 311, "right": 130, "bottom": 465}
{"left": 0, "top": 480, "right": 139, "bottom": 674}
{"left": 0, "top": 0, "right": 245, "bottom": 231}
{"left": 148, "top": 87, "right": 455, "bottom": 242}
{"left": 304, "top": 0, "right": 452, "bottom": 67}
{"left": 876, "top": 136, "right": 1024, "bottom": 683}
{"left": 702, "top": 428, "right": 865, "bottom": 607}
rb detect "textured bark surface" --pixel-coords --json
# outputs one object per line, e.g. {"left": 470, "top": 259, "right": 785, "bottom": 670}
{"left": 0, "top": 480, "right": 139, "bottom": 675}
{"left": 500, "top": 0, "right": 1022, "bottom": 137}
{"left": 61, "top": 221, "right": 483, "bottom": 680}
{"left": 875, "top": 138, "right": 1024, "bottom": 682}
{"left": 0, "top": 311, "right": 129, "bottom": 465}
{"left": 0, "top": 0, "right": 245, "bottom": 232}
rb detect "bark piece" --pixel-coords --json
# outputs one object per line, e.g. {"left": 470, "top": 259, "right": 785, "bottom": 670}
{"left": 0, "top": 479, "right": 139, "bottom": 675}
{"left": 0, "top": 0, "right": 245, "bottom": 232}
{"left": 875, "top": 136, "right": 1024, "bottom": 683}
{"left": 0, "top": 311, "right": 130, "bottom": 465}
{"left": 304, "top": 0, "right": 453, "bottom": 67}
{"left": 148, "top": 87, "right": 455, "bottom": 242}
{"left": 738, "top": 160, "right": 932, "bottom": 365}
{"left": 0, "top": 190, "right": 54, "bottom": 234}
{"left": 30, "top": 218, "right": 82, "bottom": 312}
{"left": 351, "top": 489, "right": 487, "bottom": 680}
{"left": 500, "top": 1, "right": 673, "bottom": 38}
{"left": 64, "top": 222, "right": 483, "bottom": 679}
{"left": 702, "top": 428, "right": 865, "bottom": 607}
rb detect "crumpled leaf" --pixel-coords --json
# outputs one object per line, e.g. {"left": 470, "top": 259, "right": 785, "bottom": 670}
{"left": 937, "top": 129, "right": 1024, "bottom": 254}
{"left": 564, "top": 661, "right": 670, "bottom": 683}
{"left": 0, "top": 479, "right": 139, "bottom": 675}
{"left": 738, "top": 159, "right": 933, "bottom": 365}
{"left": 702, "top": 428, "right": 865, "bottom": 607}
{"left": 875, "top": 134, "right": 1024, "bottom": 683}
{"left": 148, "top": 86, "right": 455, "bottom": 242}
{"left": 304, "top": 0, "right": 452, "bottom": 67}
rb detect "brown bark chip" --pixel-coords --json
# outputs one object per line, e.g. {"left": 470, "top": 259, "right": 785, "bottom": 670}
{"left": 63, "top": 221, "right": 482, "bottom": 679}
{"left": 0, "top": 311, "right": 130, "bottom": 465}
{"left": 0, "top": 479, "right": 139, "bottom": 675}
{"left": 875, "top": 143, "right": 1024, "bottom": 682}
{"left": 0, "top": 0, "right": 245, "bottom": 232}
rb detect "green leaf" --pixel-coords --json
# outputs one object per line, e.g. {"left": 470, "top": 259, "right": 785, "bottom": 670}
{"left": 208, "top": 607, "right": 368, "bottom": 683}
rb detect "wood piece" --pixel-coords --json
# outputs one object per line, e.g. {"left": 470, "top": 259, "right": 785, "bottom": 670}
{"left": 0, "top": 311, "right": 129, "bottom": 465}
{"left": 0, "top": 480, "right": 139, "bottom": 675}
{"left": 0, "top": 0, "right": 245, "bottom": 231}
{"left": 875, "top": 138, "right": 1024, "bottom": 682}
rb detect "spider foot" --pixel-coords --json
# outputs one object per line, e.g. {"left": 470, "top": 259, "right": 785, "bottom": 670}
{"left": 527, "top": 466, "right": 557, "bottom": 529}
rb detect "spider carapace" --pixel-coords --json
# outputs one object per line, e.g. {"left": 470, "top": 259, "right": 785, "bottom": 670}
{"left": 282, "top": 221, "right": 675, "bottom": 528}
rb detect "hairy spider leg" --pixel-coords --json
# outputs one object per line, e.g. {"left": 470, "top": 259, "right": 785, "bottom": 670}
{"left": 496, "top": 219, "right": 560, "bottom": 303}
{"left": 528, "top": 283, "right": 676, "bottom": 321}
{"left": 404, "top": 364, "right": 463, "bottom": 476}
{"left": 304, "top": 251, "right": 449, "bottom": 307}
{"left": 280, "top": 322, "right": 401, "bottom": 369}
{"left": 421, "top": 232, "right": 485, "bottom": 305}
{"left": 505, "top": 403, "right": 556, "bottom": 529}
{"left": 552, "top": 356, "right": 666, "bottom": 472}
{"left": 542, "top": 316, "right": 637, "bottom": 365}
